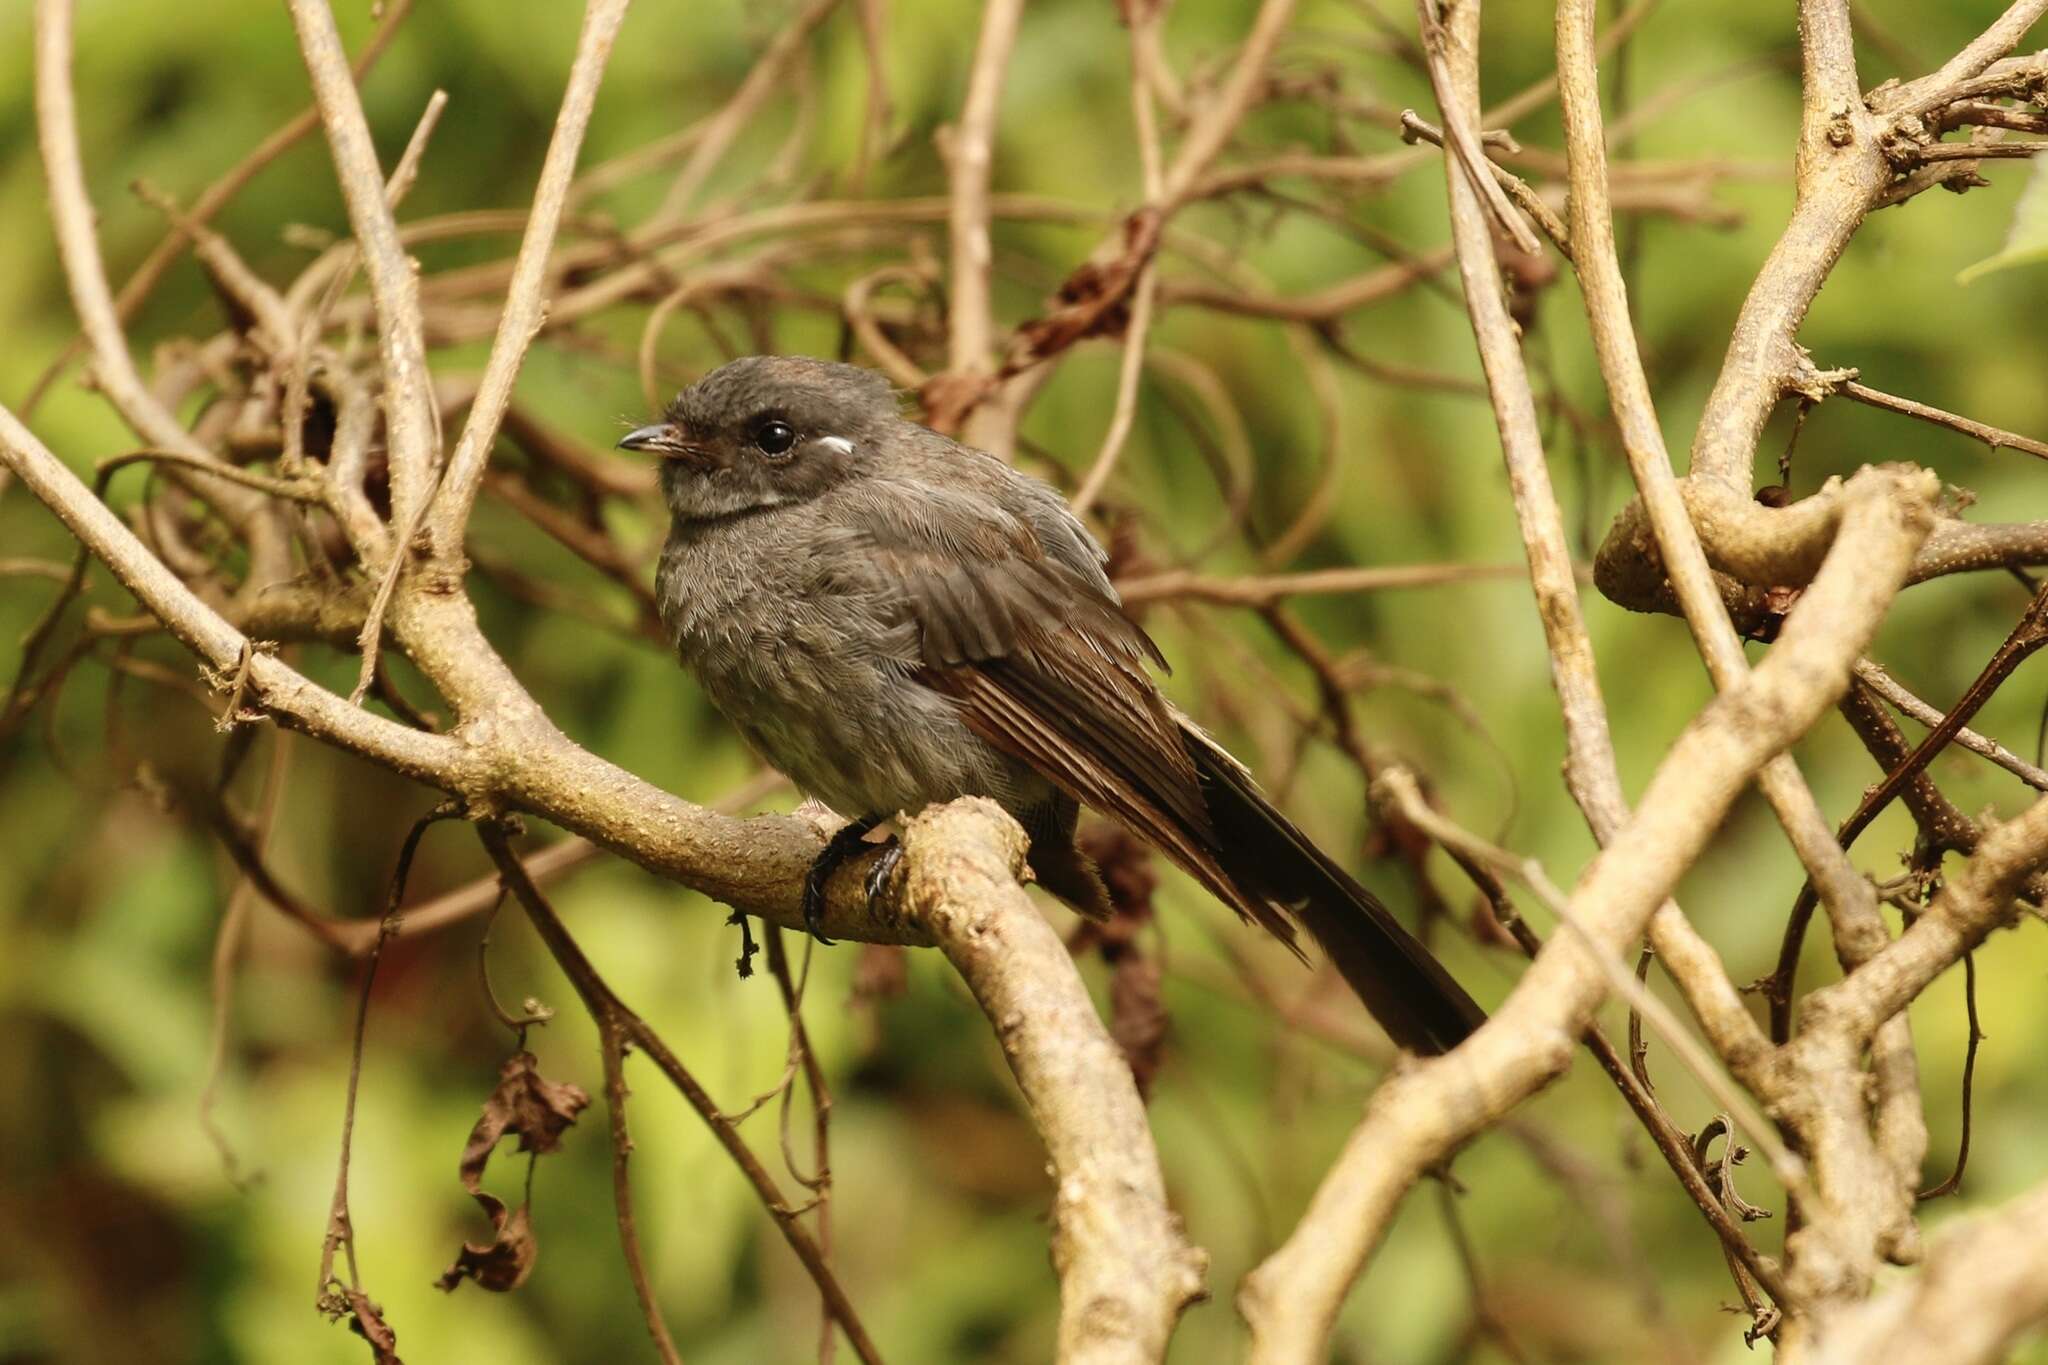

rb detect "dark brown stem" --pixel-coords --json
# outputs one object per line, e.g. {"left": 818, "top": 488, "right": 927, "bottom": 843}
{"left": 1768, "top": 583, "right": 2048, "bottom": 1042}
{"left": 479, "top": 821, "right": 883, "bottom": 1365}
{"left": 1919, "top": 949, "right": 1983, "bottom": 1201}
{"left": 317, "top": 804, "right": 457, "bottom": 1326}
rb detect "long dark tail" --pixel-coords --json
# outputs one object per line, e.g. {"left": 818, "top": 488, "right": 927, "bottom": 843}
{"left": 1186, "top": 733, "right": 1485, "bottom": 1055}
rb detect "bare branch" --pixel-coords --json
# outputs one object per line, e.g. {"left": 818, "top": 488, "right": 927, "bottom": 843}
{"left": 0, "top": 405, "right": 922, "bottom": 944}
{"left": 429, "top": 0, "right": 633, "bottom": 549}
{"left": 895, "top": 799, "right": 1207, "bottom": 1363}
{"left": 654, "top": 0, "right": 841, "bottom": 218}
{"left": 1904, "top": 0, "right": 2048, "bottom": 103}
{"left": 943, "top": 0, "right": 1026, "bottom": 379}
{"left": 19, "top": 0, "right": 414, "bottom": 419}
{"left": 482, "top": 819, "right": 882, "bottom": 1364}
{"left": 1790, "top": 1179, "right": 2048, "bottom": 1365}
{"left": 1240, "top": 468, "right": 1935, "bottom": 1363}
{"left": 1837, "top": 378, "right": 2048, "bottom": 461}
{"left": 1853, "top": 658, "right": 2048, "bottom": 789}
{"left": 285, "top": 0, "right": 440, "bottom": 525}
{"left": 1116, "top": 561, "right": 1527, "bottom": 606}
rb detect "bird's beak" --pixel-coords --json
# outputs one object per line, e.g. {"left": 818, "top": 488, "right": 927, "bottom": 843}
{"left": 616, "top": 423, "right": 709, "bottom": 464}
{"left": 616, "top": 423, "right": 671, "bottom": 453}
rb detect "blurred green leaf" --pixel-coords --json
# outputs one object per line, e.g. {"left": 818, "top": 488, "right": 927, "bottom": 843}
{"left": 1959, "top": 156, "right": 2048, "bottom": 285}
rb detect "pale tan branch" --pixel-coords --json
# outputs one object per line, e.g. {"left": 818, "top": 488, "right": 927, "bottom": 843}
{"left": 1557, "top": 0, "right": 1887, "bottom": 1014}
{"left": 1160, "top": 0, "right": 1299, "bottom": 205}
{"left": 1905, "top": 0, "right": 2048, "bottom": 104}
{"left": 943, "top": 0, "right": 1026, "bottom": 377}
{"left": 1806, "top": 788, "right": 2048, "bottom": 1043}
{"left": 429, "top": 0, "right": 632, "bottom": 550}
{"left": 0, "top": 405, "right": 460, "bottom": 785}
{"left": 34, "top": 1, "right": 249, "bottom": 460}
{"left": 0, "top": 403, "right": 928, "bottom": 947}
{"left": 1837, "top": 378, "right": 2048, "bottom": 461}
{"left": 1427, "top": 0, "right": 1767, "bottom": 1083}
{"left": 1116, "top": 561, "right": 1527, "bottom": 606}
{"left": 654, "top": 0, "right": 841, "bottom": 217}
{"left": 1853, "top": 658, "right": 2048, "bottom": 789}
{"left": 1787, "top": 1179, "right": 2048, "bottom": 1365}
{"left": 1239, "top": 468, "right": 1935, "bottom": 1364}
{"left": 896, "top": 800, "right": 1206, "bottom": 1364}
{"left": 284, "top": 0, "right": 440, "bottom": 526}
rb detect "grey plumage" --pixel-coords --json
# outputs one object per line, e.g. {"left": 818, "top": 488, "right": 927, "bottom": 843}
{"left": 631, "top": 354, "right": 1483, "bottom": 1053}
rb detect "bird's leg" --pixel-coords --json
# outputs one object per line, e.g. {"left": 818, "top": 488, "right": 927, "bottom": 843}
{"left": 802, "top": 814, "right": 881, "bottom": 946}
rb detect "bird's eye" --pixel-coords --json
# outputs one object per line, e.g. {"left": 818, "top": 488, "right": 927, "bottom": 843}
{"left": 753, "top": 420, "right": 796, "bottom": 456}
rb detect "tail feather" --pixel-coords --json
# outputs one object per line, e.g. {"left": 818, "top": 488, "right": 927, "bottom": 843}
{"left": 1184, "top": 731, "right": 1485, "bottom": 1055}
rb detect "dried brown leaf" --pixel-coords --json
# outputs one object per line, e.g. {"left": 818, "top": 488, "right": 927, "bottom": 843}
{"left": 1075, "top": 824, "right": 1167, "bottom": 1097}
{"left": 464, "top": 1050, "right": 590, "bottom": 1167}
{"left": 852, "top": 942, "right": 910, "bottom": 1003}
{"left": 437, "top": 1051, "right": 589, "bottom": 1295}
{"left": 1007, "top": 209, "right": 1162, "bottom": 369}
{"left": 1110, "top": 953, "right": 1168, "bottom": 1100}
{"left": 437, "top": 1204, "right": 536, "bottom": 1294}
{"left": 1081, "top": 822, "right": 1159, "bottom": 931}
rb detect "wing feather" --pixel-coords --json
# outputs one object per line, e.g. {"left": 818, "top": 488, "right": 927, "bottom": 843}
{"left": 831, "top": 478, "right": 1296, "bottom": 945}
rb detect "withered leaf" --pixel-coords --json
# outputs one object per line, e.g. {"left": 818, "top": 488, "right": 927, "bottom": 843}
{"left": 1080, "top": 823, "right": 1158, "bottom": 932}
{"left": 466, "top": 1050, "right": 590, "bottom": 1165}
{"left": 437, "top": 1051, "right": 588, "bottom": 1295}
{"left": 1110, "top": 953, "right": 1167, "bottom": 1101}
{"left": 1009, "top": 209, "right": 1162, "bottom": 367}
{"left": 436, "top": 1204, "right": 535, "bottom": 1294}
{"left": 852, "top": 942, "right": 909, "bottom": 1004}
{"left": 1076, "top": 824, "right": 1166, "bottom": 1098}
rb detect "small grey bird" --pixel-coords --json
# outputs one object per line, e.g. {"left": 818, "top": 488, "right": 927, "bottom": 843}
{"left": 622, "top": 355, "right": 1483, "bottom": 1053}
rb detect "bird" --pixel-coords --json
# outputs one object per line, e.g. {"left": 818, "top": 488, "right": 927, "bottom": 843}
{"left": 619, "top": 354, "right": 1484, "bottom": 1054}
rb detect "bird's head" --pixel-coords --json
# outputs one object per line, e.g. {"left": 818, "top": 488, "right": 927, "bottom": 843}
{"left": 619, "top": 355, "right": 899, "bottom": 522}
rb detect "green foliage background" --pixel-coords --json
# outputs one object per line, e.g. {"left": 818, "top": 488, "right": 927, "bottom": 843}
{"left": 2, "top": 1, "right": 2046, "bottom": 1361}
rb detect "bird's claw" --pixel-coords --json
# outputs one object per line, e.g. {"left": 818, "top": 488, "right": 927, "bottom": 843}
{"left": 863, "top": 840, "right": 903, "bottom": 911}
{"left": 801, "top": 864, "right": 838, "bottom": 946}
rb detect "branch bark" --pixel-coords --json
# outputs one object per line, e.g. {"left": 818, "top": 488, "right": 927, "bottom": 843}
{"left": 285, "top": 0, "right": 440, "bottom": 528}
{"left": 895, "top": 799, "right": 1206, "bottom": 1365}
{"left": 428, "top": 0, "right": 632, "bottom": 550}
{"left": 1239, "top": 467, "right": 1936, "bottom": 1363}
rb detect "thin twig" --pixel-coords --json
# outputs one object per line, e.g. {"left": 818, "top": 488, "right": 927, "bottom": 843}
{"left": 1839, "top": 379, "right": 2048, "bottom": 461}
{"left": 428, "top": 0, "right": 633, "bottom": 549}
{"left": 1378, "top": 768, "right": 1807, "bottom": 1192}
{"left": 284, "top": 0, "right": 440, "bottom": 528}
{"left": 480, "top": 821, "right": 884, "bottom": 1365}
{"left": 943, "top": 0, "right": 1026, "bottom": 378}
{"left": 1918, "top": 949, "right": 1984, "bottom": 1200}
{"left": 317, "top": 804, "right": 458, "bottom": 1326}
{"left": 1854, "top": 657, "right": 2048, "bottom": 790}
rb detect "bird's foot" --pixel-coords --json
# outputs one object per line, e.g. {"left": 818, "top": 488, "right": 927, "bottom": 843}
{"left": 863, "top": 839, "right": 903, "bottom": 911}
{"left": 802, "top": 815, "right": 881, "bottom": 946}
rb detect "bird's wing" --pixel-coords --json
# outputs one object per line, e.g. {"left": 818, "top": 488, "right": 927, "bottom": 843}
{"left": 833, "top": 479, "right": 1298, "bottom": 943}
{"left": 831, "top": 473, "right": 1483, "bottom": 1053}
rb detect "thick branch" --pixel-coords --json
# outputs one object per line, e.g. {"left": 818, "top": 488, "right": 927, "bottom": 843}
{"left": 1240, "top": 469, "right": 1935, "bottom": 1364}
{"left": 1787, "top": 1179, "right": 2048, "bottom": 1365}
{"left": 897, "top": 800, "right": 1206, "bottom": 1365}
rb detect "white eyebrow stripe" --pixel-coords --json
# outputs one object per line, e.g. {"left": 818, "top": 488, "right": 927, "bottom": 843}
{"left": 816, "top": 436, "right": 855, "bottom": 457}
